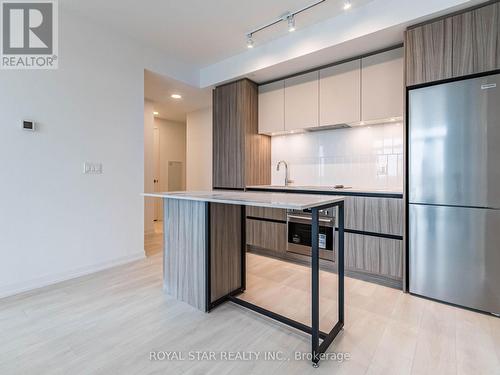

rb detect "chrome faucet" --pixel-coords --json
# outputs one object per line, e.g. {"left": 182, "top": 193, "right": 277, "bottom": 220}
{"left": 276, "top": 160, "right": 292, "bottom": 186}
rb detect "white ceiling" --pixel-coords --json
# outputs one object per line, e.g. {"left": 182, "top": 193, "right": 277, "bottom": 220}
{"left": 60, "top": 0, "right": 375, "bottom": 69}
{"left": 144, "top": 70, "right": 212, "bottom": 122}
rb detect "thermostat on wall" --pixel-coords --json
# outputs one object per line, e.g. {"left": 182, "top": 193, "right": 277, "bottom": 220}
{"left": 22, "top": 121, "right": 36, "bottom": 131}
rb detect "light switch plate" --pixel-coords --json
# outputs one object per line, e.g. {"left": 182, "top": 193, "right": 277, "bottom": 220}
{"left": 83, "top": 162, "right": 103, "bottom": 174}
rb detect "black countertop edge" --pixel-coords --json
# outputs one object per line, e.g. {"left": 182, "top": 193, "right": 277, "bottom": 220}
{"left": 245, "top": 187, "right": 404, "bottom": 199}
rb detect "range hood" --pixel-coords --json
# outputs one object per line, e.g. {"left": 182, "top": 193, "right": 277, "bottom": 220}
{"left": 268, "top": 116, "right": 403, "bottom": 136}
{"left": 305, "top": 116, "right": 403, "bottom": 132}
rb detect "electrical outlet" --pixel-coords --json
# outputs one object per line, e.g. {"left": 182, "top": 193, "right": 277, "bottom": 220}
{"left": 376, "top": 156, "right": 388, "bottom": 177}
{"left": 83, "top": 162, "right": 103, "bottom": 174}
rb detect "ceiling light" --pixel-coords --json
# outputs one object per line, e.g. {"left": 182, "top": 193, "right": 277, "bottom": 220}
{"left": 171, "top": 94, "right": 182, "bottom": 99}
{"left": 153, "top": 111, "right": 159, "bottom": 116}
{"left": 390, "top": 117, "right": 396, "bottom": 122}
{"left": 343, "top": 0, "right": 352, "bottom": 10}
{"left": 246, "top": 34, "right": 254, "bottom": 49}
{"left": 288, "top": 15, "right": 296, "bottom": 32}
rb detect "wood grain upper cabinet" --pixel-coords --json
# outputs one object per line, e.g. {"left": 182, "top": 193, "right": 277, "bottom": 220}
{"left": 284, "top": 71, "right": 319, "bottom": 131}
{"left": 452, "top": 2, "right": 500, "bottom": 77}
{"left": 361, "top": 48, "right": 404, "bottom": 121}
{"left": 258, "top": 80, "right": 285, "bottom": 134}
{"left": 405, "top": 19, "right": 453, "bottom": 86}
{"left": 319, "top": 60, "right": 361, "bottom": 126}
{"left": 212, "top": 79, "right": 271, "bottom": 189}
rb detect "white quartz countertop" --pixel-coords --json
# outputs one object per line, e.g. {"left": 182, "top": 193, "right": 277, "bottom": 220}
{"left": 246, "top": 185, "right": 403, "bottom": 195}
{"left": 143, "top": 190, "right": 345, "bottom": 210}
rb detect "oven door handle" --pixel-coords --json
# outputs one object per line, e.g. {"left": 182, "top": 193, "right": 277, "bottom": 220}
{"left": 287, "top": 215, "right": 334, "bottom": 223}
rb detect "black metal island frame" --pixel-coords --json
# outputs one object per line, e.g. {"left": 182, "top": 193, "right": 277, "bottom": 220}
{"left": 143, "top": 190, "right": 345, "bottom": 367}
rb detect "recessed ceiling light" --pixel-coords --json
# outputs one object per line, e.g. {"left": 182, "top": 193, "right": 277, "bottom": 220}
{"left": 153, "top": 111, "right": 159, "bottom": 115}
{"left": 343, "top": 0, "right": 352, "bottom": 10}
{"left": 171, "top": 94, "right": 182, "bottom": 99}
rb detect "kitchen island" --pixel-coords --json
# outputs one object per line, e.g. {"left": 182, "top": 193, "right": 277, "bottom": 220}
{"left": 143, "top": 190, "right": 345, "bottom": 366}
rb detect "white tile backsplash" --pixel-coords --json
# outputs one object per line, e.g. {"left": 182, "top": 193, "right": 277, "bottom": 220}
{"left": 271, "top": 123, "right": 404, "bottom": 189}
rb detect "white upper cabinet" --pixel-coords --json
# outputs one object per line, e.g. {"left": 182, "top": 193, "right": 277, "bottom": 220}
{"left": 284, "top": 71, "right": 319, "bottom": 131}
{"left": 319, "top": 60, "right": 361, "bottom": 126}
{"left": 257, "top": 48, "right": 404, "bottom": 134}
{"left": 361, "top": 48, "right": 404, "bottom": 122}
{"left": 258, "top": 80, "right": 285, "bottom": 134}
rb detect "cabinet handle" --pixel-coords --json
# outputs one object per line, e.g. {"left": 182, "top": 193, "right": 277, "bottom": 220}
{"left": 287, "top": 215, "right": 333, "bottom": 223}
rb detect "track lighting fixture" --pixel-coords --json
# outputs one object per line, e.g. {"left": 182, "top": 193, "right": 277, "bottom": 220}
{"left": 343, "top": 0, "right": 352, "bottom": 10}
{"left": 244, "top": 0, "right": 328, "bottom": 48}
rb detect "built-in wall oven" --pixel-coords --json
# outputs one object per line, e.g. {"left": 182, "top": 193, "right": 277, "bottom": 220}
{"left": 286, "top": 208, "right": 336, "bottom": 261}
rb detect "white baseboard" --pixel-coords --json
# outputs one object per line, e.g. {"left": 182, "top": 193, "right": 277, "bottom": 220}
{"left": 0, "top": 251, "right": 146, "bottom": 300}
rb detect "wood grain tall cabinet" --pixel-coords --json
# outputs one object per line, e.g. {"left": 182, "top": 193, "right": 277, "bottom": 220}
{"left": 211, "top": 79, "right": 271, "bottom": 306}
{"left": 212, "top": 79, "right": 271, "bottom": 189}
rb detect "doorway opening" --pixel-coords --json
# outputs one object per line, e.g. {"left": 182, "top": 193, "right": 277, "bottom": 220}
{"left": 143, "top": 69, "right": 212, "bottom": 257}
{"left": 144, "top": 100, "right": 187, "bottom": 256}
{"left": 144, "top": 109, "right": 187, "bottom": 256}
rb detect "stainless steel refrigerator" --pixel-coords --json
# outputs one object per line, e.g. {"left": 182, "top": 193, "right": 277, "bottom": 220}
{"left": 409, "top": 73, "right": 500, "bottom": 315}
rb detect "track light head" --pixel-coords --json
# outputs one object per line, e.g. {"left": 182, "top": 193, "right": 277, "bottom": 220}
{"left": 287, "top": 15, "right": 296, "bottom": 32}
{"left": 343, "top": 0, "right": 352, "bottom": 10}
{"left": 246, "top": 34, "right": 254, "bottom": 49}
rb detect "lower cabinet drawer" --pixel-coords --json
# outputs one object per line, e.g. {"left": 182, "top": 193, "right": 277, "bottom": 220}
{"left": 345, "top": 232, "right": 403, "bottom": 279}
{"left": 246, "top": 206, "right": 287, "bottom": 221}
{"left": 246, "top": 218, "right": 287, "bottom": 254}
{"left": 344, "top": 196, "right": 404, "bottom": 236}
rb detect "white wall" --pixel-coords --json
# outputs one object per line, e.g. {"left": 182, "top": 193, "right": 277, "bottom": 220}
{"left": 186, "top": 108, "right": 213, "bottom": 190}
{"left": 271, "top": 123, "right": 403, "bottom": 190}
{"left": 0, "top": 10, "right": 186, "bottom": 298}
